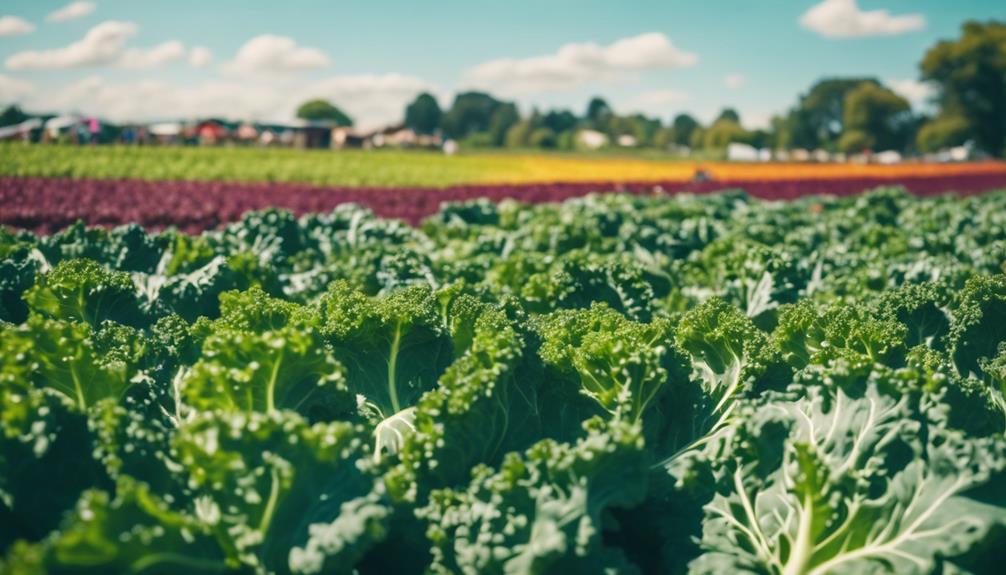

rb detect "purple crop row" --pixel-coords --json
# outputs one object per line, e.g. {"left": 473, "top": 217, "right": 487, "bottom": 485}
{"left": 3, "top": 174, "right": 1006, "bottom": 234}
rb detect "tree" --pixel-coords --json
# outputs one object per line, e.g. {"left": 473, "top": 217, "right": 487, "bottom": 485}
{"left": 837, "top": 130, "right": 875, "bottom": 154}
{"left": 404, "top": 93, "right": 441, "bottom": 135}
{"left": 688, "top": 126, "right": 707, "bottom": 149}
{"left": 670, "top": 114, "right": 700, "bottom": 147}
{"left": 715, "top": 108, "right": 741, "bottom": 124}
{"left": 585, "top": 97, "right": 613, "bottom": 126}
{"left": 788, "top": 78, "right": 880, "bottom": 150}
{"left": 652, "top": 127, "right": 675, "bottom": 150}
{"left": 747, "top": 129, "right": 774, "bottom": 150}
{"left": 528, "top": 127, "right": 557, "bottom": 149}
{"left": 0, "top": 105, "right": 28, "bottom": 128}
{"left": 628, "top": 114, "right": 661, "bottom": 147}
{"left": 920, "top": 20, "right": 1006, "bottom": 156}
{"left": 488, "top": 103, "right": 520, "bottom": 146}
{"left": 440, "top": 92, "right": 507, "bottom": 140}
{"left": 296, "top": 99, "right": 353, "bottom": 126}
{"left": 504, "top": 120, "right": 534, "bottom": 148}
{"left": 842, "top": 83, "right": 913, "bottom": 152}
{"left": 541, "top": 110, "right": 578, "bottom": 134}
{"left": 702, "top": 119, "right": 749, "bottom": 150}
{"left": 916, "top": 114, "right": 971, "bottom": 152}
{"left": 769, "top": 115, "right": 790, "bottom": 149}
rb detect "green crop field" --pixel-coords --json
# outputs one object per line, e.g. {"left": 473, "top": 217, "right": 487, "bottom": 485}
{"left": 0, "top": 144, "right": 506, "bottom": 187}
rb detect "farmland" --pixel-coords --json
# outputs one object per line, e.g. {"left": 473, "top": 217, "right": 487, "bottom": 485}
{"left": 6, "top": 171, "right": 1006, "bottom": 234}
{"left": 4, "top": 188, "right": 1006, "bottom": 574}
{"left": 4, "top": 143, "right": 1006, "bottom": 187}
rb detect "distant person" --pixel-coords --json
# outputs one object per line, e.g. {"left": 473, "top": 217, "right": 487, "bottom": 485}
{"left": 88, "top": 117, "right": 100, "bottom": 145}
{"left": 693, "top": 168, "right": 711, "bottom": 183}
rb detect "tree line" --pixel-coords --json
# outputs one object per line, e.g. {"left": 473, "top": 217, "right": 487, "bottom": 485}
{"left": 393, "top": 21, "right": 1005, "bottom": 156}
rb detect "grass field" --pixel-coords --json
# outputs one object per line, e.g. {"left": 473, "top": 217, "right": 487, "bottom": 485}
{"left": 4, "top": 143, "right": 1006, "bottom": 187}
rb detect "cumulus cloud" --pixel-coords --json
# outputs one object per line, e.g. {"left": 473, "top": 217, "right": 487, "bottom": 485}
{"left": 6, "top": 21, "right": 134, "bottom": 69}
{"left": 25, "top": 73, "right": 437, "bottom": 129}
{"left": 800, "top": 0, "right": 925, "bottom": 38}
{"left": 0, "top": 15, "right": 35, "bottom": 37}
{"left": 886, "top": 78, "right": 935, "bottom": 107}
{"left": 119, "top": 41, "right": 186, "bottom": 69}
{"left": 223, "top": 34, "right": 329, "bottom": 74}
{"left": 46, "top": 1, "right": 96, "bottom": 23}
{"left": 0, "top": 74, "right": 34, "bottom": 103}
{"left": 463, "top": 32, "right": 697, "bottom": 94}
{"left": 5, "top": 21, "right": 185, "bottom": 70}
{"left": 724, "top": 73, "right": 745, "bottom": 90}
{"left": 189, "top": 46, "right": 212, "bottom": 68}
{"left": 31, "top": 76, "right": 280, "bottom": 121}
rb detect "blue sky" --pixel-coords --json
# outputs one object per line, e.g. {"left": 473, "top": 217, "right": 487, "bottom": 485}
{"left": 0, "top": 0, "right": 1002, "bottom": 128}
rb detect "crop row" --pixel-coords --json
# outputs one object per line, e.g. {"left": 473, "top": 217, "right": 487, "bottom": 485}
{"left": 4, "top": 173, "right": 1006, "bottom": 233}
{"left": 5, "top": 144, "right": 1006, "bottom": 188}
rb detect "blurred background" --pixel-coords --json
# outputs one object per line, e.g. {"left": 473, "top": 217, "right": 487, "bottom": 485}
{"left": 1, "top": 0, "right": 1005, "bottom": 230}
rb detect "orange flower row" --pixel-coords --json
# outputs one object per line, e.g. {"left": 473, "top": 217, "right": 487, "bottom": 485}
{"left": 477, "top": 155, "right": 1006, "bottom": 184}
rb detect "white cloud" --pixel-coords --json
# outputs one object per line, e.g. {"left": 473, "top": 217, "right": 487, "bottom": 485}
{"left": 724, "top": 73, "right": 745, "bottom": 90}
{"left": 46, "top": 1, "right": 96, "bottom": 23}
{"left": 119, "top": 41, "right": 186, "bottom": 69}
{"left": 25, "top": 73, "right": 437, "bottom": 129}
{"left": 223, "top": 34, "right": 329, "bottom": 74}
{"left": 189, "top": 46, "right": 212, "bottom": 68}
{"left": 800, "top": 0, "right": 925, "bottom": 38}
{"left": 0, "top": 15, "right": 35, "bottom": 37}
{"left": 5, "top": 21, "right": 185, "bottom": 70}
{"left": 886, "top": 78, "right": 935, "bottom": 107}
{"left": 625, "top": 89, "right": 690, "bottom": 115}
{"left": 6, "top": 21, "right": 136, "bottom": 69}
{"left": 0, "top": 74, "right": 34, "bottom": 103}
{"left": 31, "top": 76, "right": 281, "bottom": 121}
{"left": 463, "top": 32, "right": 697, "bottom": 95}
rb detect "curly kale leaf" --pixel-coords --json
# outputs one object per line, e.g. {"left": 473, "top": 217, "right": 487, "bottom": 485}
{"left": 691, "top": 382, "right": 1006, "bottom": 575}
{"left": 319, "top": 281, "right": 449, "bottom": 432}
{"left": 949, "top": 274, "right": 1006, "bottom": 378}
{"left": 775, "top": 300, "right": 907, "bottom": 369}
{"left": 174, "top": 410, "right": 387, "bottom": 574}
{"left": 387, "top": 293, "right": 535, "bottom": 500}
{"left": 420, "top": 418, "right": 648, "bottom": 575}
{"left": 653, "top": 298, "right": 788, "bottom": 469}
{"left": 24, "top": 259, "right": 145, "bottom": 327}
{"left": 3, "top": 476, "right": 232, "bottom": 575}
{"left": 182, "top": 323, "right": 350, "bottom": 420}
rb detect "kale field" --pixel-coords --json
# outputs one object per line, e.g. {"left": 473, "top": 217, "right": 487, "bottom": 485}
{"left": 3, "top": 187, "right": 1006, "bottom": 574}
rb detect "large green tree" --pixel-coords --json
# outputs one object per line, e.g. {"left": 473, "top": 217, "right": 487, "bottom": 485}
{"left": 404, "top": 93, "right": 442, "bottom": 135}
{"left": 296, "top": 99, "right": 353, "bottom": 126}
{"left": 920, "top": 20, "right": 1006, "bottom": 156}
{"left": 715, "top": 108, "right": 741, "bottom": 124}
{"left": 440, "top": 92, "right": 509, "bottom": 140}
{"left": 702, "top": 119, "right": 749, "bottom": 150}
{"left": 585, "top": 97, "right": 613, "bottom": 127}
{"left": 541, "top": 110, "right": 578, "bottom": 135}
{"left": 0, "top": 105, "right": 29, "bottom": 128}
{"left": 787, "top": 78, "right": 880, "bottom": 150}
{"left": 487, "top": 102, "right": 520, "bottom": 146}
{"left": 916, "top": 114, "right": 972, "bottom": 152}
{"left": 670, "top": 113, "right": 700, "bottom": 147}
{"left": 839, "top": 83, "right": 913, "bottom": 153}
